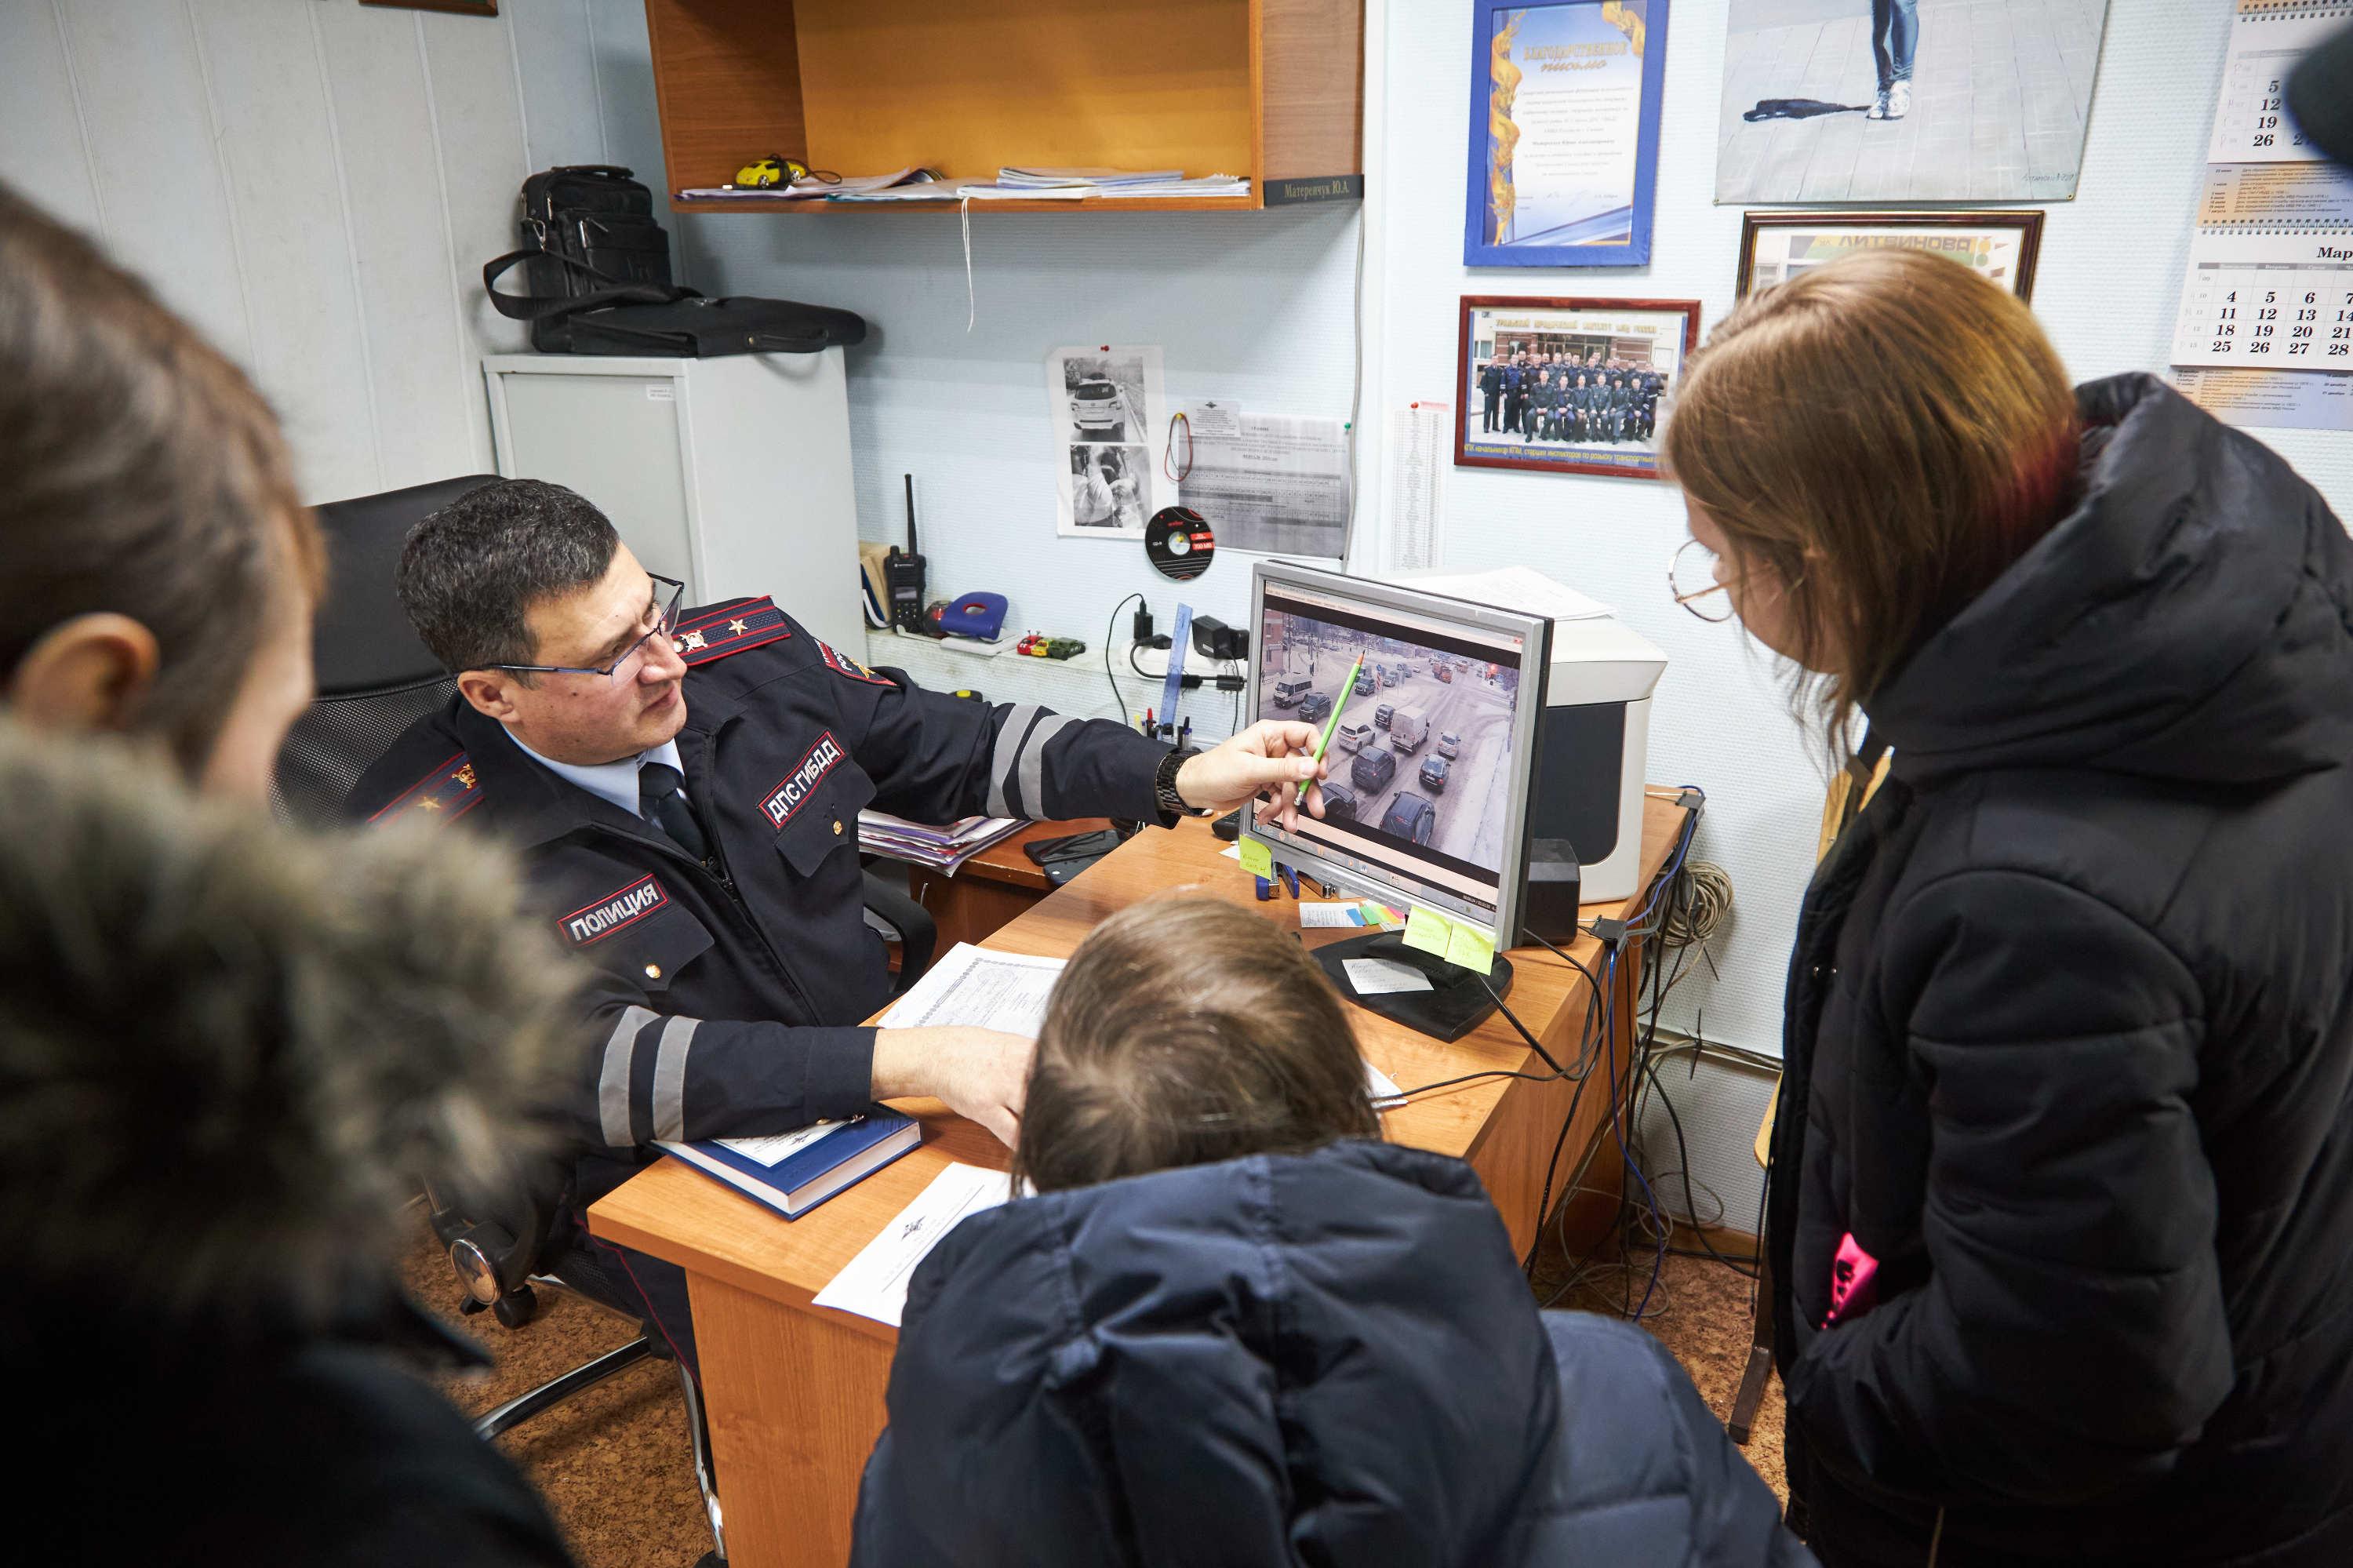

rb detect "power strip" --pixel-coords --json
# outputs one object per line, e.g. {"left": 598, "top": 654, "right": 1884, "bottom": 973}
{"left": 1126, "top": 641, "right": 1247, "bottom": 683}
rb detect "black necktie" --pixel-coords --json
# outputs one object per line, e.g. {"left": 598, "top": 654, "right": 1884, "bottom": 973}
{"left": 638, "top": 762, "right": 709, "bottom": 862}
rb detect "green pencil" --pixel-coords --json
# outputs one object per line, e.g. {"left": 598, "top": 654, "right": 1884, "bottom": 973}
{"left": 1297, "top": 653, "right": 1362, "bottom": 802}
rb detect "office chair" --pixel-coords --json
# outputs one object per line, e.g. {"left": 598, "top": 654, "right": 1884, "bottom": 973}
{"left": 279, "top": 475, "right": 938, "bottom": 1564}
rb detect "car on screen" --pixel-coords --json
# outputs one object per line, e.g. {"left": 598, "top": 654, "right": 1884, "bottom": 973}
{"left": 1437, "top": 731, "right": 1461, "bottom": 759}
{"left": 1354, "top": 669, "right": 1375, "bottom": 695}
{"left": 1380, "top": 792, "right": 1437, "bottom": 846}
{"left": 1299, "top": 691, "right": 1332, "bottom": 724}
{"left": 1374, "top": 702, "right": 1395, "bottom": 730}
{"left": 1317, "top": 781, "right": 1358, "bottom": 823}
{"left": 1352, "top": 744, "right": 1397, "bottom": 793}
{"left": 1337, "top": 720, "right": 1374, "bottom": 752}
{"left": 1419, "top": 755, "right": 1449, "bottom": 792}
{"left": 1272, "top": 676, "right": 1311, "bottom": 709}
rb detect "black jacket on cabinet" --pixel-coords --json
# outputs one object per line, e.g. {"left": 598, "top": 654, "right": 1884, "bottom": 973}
{"left": 1771, "top": 375, "right": 2353, "bottom": 1565}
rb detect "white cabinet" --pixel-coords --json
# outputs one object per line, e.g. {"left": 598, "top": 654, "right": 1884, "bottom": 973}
{"left": 482, "top": 352, "right": 861, "bottom": 654}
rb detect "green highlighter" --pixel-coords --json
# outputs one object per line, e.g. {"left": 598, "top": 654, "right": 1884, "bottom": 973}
{"left": 1296, "top": 653, "right": 1364, "bottom": 802}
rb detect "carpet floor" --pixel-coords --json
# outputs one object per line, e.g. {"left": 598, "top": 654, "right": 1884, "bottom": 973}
{"left": 401, "top": 1212, "right": 1785, "bottom": 1567}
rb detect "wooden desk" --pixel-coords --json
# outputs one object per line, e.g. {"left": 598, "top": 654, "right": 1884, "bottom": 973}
{"left": 592, "top": 799, "right": 1687, "bottom": 1567}
{"left": 889, "top": 817, "right": 1113, "bottom": 953}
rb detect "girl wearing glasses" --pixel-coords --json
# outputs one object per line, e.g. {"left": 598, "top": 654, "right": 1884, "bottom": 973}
{"left": 1664, "top": 247, "right": 2353, "bottom": 1566}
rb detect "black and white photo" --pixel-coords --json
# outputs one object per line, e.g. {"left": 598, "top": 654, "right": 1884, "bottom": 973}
{"left": 1047, "top": 344, "right": 1171, "bottom": 537}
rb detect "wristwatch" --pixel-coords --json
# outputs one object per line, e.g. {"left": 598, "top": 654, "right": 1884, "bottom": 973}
{"left": 1153, "top": 745, "right": 1207, "bottom": 819}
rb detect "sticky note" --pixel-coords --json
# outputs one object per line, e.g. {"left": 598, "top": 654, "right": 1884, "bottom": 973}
{"left": 1445, "top": 917, "right": 1497, "bottom": 974}
{"left": 1402, "top": 905, "right": 1450, "bottom": 958}
{"left": 1236, "top": 835, "right": 1273, "bottom": 877}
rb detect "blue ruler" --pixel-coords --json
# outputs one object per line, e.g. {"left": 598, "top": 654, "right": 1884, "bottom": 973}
{"left": 1159, "top": 602, "right": 1192, "bottom": 738}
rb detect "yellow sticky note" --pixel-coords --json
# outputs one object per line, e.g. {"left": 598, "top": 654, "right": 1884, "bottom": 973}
{"left": 1236, "top": 835, "right": 1273, "bottom": 877}
{"left": 1445, "top": 917, "right": 1497, "bottom": 974}
{"left": 1402, "top": 905, "right": 1451, "bottom": 958}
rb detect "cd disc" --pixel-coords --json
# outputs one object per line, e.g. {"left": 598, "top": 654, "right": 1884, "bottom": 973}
{"left": 1145, "top": 506, "right": 1215, "bottom": 581}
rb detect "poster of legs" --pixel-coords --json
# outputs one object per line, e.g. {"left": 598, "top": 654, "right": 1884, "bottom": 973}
{"left": 1455, "top": 296, "right": 1700, "bottom": 479}
{"left": 1047, "top": 345, "right": 1172, "bottom": 537}
{"left": 1715, "top": 0, "right": 2109, "bottom": 202}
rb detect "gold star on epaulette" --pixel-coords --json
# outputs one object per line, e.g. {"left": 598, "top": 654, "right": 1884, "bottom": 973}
{"left": 681, "top": 630, "right": 707, "bottom": 651}
{"left": 419, "top": 797, "right": 443, "bottom": 812}
{"left": 728, "top": 618, "right": 749, "bottom": 635}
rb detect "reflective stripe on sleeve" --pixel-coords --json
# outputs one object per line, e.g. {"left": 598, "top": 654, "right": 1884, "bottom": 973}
{"left": 1016, "top": 713, "right": 1079, "bottom": 825}
{"left": 987, "top": 704, "right": 1043, "bottom": 818}
{"left": 598, "top": 1006, "right": 659, "bottom": 1148}
{"left": 651, "top": 1016, "right": 700, "bottom": 1142}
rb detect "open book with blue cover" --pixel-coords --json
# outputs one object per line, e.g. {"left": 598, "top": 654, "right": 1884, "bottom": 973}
{"left": 656, "top": 1108, "right": 920, "bottom": 1220}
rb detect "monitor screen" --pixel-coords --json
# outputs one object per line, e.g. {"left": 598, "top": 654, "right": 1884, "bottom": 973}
{"left": 1247, "top": 563, "right": 1547, "bottom": 938}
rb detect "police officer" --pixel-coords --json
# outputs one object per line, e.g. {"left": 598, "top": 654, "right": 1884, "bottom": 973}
{"left": 1568, "top": 372, "right": 1591, "bottom": 444}
{"left": 1503, "top": 354, "right": 1529, "bottom": 435}
{"left": 1478, "top": 357, "right": 1504, "bottom": 433}
{"left": 1526, "top": 369, "right": 1550, "bottom": 444}
{"left": 349, "top": 479, "right": 1330, "bottom": 1366}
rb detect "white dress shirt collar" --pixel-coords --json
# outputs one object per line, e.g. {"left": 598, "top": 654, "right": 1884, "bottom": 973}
{"left": 511, "top": 734, "right": 686, "bottom": 822}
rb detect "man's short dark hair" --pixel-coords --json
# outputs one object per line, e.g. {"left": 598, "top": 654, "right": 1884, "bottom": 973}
{"left": 396, "top": 478, "right": 620, "bottom": 675}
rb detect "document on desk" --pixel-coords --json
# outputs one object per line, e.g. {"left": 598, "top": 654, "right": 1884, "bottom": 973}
{"left": 812, "top": 1162, "right": 1013, "bottom": 1328}
{"left": 878, "top": 943, "right": 1066, "bottom": 1039}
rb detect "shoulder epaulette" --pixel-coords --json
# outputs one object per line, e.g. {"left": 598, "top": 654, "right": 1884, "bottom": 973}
{"left": 817, "top": 638, "right": 896, "bottom": 687}
{"left": 675, "top": 596, "right": 792, "bottom": 665}
{"left": 368, "top": 750, "right": 481, "bottom": 827}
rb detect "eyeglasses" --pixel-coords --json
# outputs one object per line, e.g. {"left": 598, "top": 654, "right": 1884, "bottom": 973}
{"left": 486, "top": 574, "right": 688, "bottom": 679}
{"left": 1669, "top": 538, "right": 1735, "bottom": 623}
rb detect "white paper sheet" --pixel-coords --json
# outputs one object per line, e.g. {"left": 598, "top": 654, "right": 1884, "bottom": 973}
{"left": 811, "top": 1162, "right": 1013, "bottom": 1328}
{"left": 1297, "top": 901, "right": 1366, "bottom": 928}
{"left": 1049, "top": 345, "right": 1171, "bottom": 539}
{"left": 1385, "top": 403, "right": 1448, "bottom": 572}
{"left": 1179, "top": 412, "right": 1352, "bottom": 559}
{"left": 879, "top": 944, "right": 1066, "bottom": 1038}
{"left": 1404, "top": 565, "right": 1613, "bottom": 623}
{"left": 1344, "top": 958, "right": 1435, "bottom": 995}
{"left": 711, "top": 1121, "right": 846, "bottom": 1167}
{"left": 1365, "top": 1060, "right": 1405, "bottom": 1106}
{"left": 1184, "top": 400, "right": 1243, "bottom": 441}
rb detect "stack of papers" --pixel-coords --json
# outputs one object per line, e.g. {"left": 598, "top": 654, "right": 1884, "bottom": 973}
{"left": 858, "top": 810, "right": 1022, "bottom": 875}
{"left": 995, "top": 166, "right": 1185, "bottom": 188}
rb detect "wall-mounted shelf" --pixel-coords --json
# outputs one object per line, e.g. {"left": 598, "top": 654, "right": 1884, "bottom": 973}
{"left": 642, "top": 0, "right": 1363, "bottom": 215}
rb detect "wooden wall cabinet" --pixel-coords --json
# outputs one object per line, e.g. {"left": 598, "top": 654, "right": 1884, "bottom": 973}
{"left": 642, "top": 0, "right": 1363, "bottom": 213}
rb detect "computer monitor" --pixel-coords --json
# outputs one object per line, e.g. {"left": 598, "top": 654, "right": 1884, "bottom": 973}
{"left": 1246, "top": 561, "right": 1552, "bottom": 951}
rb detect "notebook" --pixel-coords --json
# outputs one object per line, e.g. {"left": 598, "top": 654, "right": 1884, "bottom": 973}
{"left": 656, "top": 1109, "right": 921, "bottom": 1220}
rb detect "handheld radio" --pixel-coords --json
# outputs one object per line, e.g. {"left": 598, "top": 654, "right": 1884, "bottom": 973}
{"left": 885, "top": 472, "right": 929, "bottom": 633}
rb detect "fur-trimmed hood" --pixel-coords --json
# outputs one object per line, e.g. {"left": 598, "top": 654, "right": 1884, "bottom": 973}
{"left": 0, "top": 720, "right": 583, "bottom": 1337}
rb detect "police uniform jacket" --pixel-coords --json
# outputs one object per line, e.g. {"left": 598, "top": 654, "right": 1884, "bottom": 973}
{"left": 348, "top": 600, "right": 1173, "bottom": 1202}
{"left": 1478, "top": 362, "right": 1504, "bottom": 398}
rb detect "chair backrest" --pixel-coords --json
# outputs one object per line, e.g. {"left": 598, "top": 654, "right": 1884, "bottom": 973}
{"left": 273, "top": 475, "right": 496, "bottom": 825}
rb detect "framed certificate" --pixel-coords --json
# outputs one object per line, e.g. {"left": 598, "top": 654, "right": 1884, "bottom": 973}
{"left": 1464, "top": 2, "right": 1670, "bottom": 269}
{"left": 1736, "top": 211, "right": 2046, "bottom": 301}
{"left": 1456, "top": 296, "right": 1700, "bottom": 479}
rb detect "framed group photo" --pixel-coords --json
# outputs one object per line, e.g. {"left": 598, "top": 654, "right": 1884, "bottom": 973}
{"left": 1736, "top": 210, "right": 2046, "bottom": 301}
{"left": 1465, "top": 1, "right": 1671, "bottom": 268}
{"left": 1456, "top": 296, "right": 1700, "bottom": 479}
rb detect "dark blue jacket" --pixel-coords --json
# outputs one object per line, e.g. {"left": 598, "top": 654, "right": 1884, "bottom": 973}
{"left": 1775, "top": 376, "right": 2353, "bottom": 1563}
{"left": 347, "top": 602, "right": 1171, "bottom": 1205}
{"left": 853, "top": 1141, "right": 1809, "bottom": 1566}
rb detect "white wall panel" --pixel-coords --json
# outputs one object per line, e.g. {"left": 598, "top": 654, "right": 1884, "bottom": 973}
{"left": 0, "top": 4, "right": 104, "bottom": 237}
{"left": 53, "top": 0, "right": 251, "bottom": 362}
{"left": 507, "top": 0, "right": 609, "bottom": 175}
{"left": 191, "top": 0, "right": 382, "bottom": 500}
{"left": 315, "top": 2, "right": 481, "bottom": 496}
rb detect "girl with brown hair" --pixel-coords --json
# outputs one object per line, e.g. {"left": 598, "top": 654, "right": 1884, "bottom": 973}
{"left": 853, "top": 898, "right": 1807, "bottom": 1567}
{"left": 1664, "top": 247, "right": 2353, "bottom": 1565}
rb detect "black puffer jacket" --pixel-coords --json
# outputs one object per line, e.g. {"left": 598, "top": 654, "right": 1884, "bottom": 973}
{"left": 1771, "top": 374, "right": 2353, "bottom": 1565}
{"left": 854, "top": 1141, "right": 1809, "bottom": 1566}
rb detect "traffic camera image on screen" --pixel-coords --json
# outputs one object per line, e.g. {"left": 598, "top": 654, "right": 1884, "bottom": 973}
{"left": 1258, "top": 588, "right": 1526, "bottom": 905}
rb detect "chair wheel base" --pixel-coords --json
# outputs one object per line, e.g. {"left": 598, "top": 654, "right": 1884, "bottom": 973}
{"left": 492, "top": 1285, "right": 537, "bottom": 1330}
